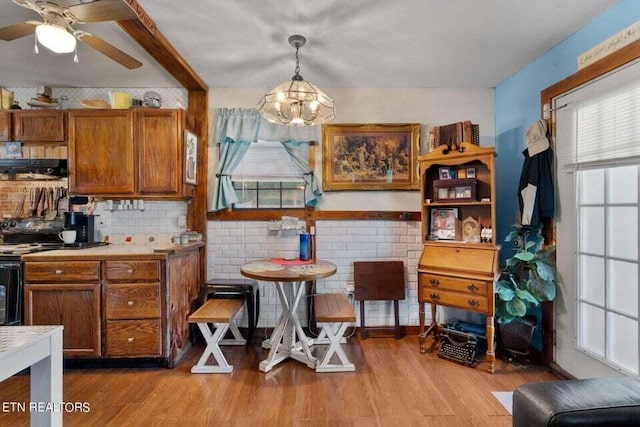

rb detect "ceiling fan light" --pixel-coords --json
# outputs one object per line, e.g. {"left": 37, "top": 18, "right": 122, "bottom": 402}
{"left": 36, "top": 24, "right": 76, "bottom": 54}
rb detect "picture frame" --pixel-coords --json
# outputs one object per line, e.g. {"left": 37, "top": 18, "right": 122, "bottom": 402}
{"left": 439, "top": 168, "right": 451, "bottom": 180}
{"left": 466, "top": 167, "right": 476, "bottom": 179}
{"left": 322, "top": 123, "right": 420, "bottom": 191}
{"left": 184, "top": 130, "right": 198, "bottom": 185}
{"left": 429, "top": 207, "right": 459, "bottom": 240}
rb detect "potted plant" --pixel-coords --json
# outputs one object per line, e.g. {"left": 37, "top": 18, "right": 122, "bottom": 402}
{"left": 495, "top": 224, "right": 556, "bottom": 356}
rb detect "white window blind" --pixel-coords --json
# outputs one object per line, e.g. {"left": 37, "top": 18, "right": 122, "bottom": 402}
{"left": 231, "top": 140, "right": 304, "bottom": 182}
{"left": 556, "top": 59, "right": 640, "bottom": 170}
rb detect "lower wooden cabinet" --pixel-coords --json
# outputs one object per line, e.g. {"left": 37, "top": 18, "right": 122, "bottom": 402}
{"left": 24, "top": 283, "right": 101, "bottom": 357}
{"left": 23, "top": 247, "right": 200, "bottom": 365}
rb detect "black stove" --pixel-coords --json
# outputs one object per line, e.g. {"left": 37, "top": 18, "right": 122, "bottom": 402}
{"left": 0, "top": 242, "right": 63, "bottom": 259}
{"left": 0, "top": 219, "right": 65, "bottom": 325}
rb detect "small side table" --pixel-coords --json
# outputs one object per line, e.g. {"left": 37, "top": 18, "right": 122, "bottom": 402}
{"left": 197, "top": 279, "right": 260, "bottom": 344}
{"left": 354, "top": 261, "right": 405, "bottom": 339}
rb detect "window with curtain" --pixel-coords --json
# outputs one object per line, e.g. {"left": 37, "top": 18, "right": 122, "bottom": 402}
{"left": 231, "top": 141, "right": 306, "bottom": 209}
{"left": 555, "top": 62, "right": 640, "bottom": 375}
{"left": 209, "top": 108, "right": 322, "bottom": 212}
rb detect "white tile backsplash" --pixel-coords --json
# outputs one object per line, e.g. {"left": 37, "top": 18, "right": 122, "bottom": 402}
{"left": 94, "top": 200, "right": 188, "bottom": 239}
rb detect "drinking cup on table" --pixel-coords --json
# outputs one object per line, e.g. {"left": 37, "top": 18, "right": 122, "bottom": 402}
{"left": 58, "top": 230, "right": 77, "bottom": 244}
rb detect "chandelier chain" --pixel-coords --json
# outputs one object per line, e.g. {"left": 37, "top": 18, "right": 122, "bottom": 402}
{"left": 294, "top": 45, "right": 301, "bottom": 77}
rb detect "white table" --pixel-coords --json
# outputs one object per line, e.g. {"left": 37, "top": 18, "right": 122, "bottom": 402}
{"left": 241, "top": 260, "right": 337, "bottom": 372}
{"left": 0, "top": 325, "right": 63, "bottom": 427}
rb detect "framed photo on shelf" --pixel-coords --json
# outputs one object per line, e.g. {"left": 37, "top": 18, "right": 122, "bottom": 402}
{"left": 184, "top": 130, "right": 198, "bottom": 185}
{"left": 321, "top": 123, "right": 420, "bottom": 191}
{"left": 439, "top": 167, "right": 451, "bottom": 180}
{"left": 430, "top": 207, "right": 459, "bottom": 240}
{"left": 466, "top": 167, "right": 476, "bottom": 179}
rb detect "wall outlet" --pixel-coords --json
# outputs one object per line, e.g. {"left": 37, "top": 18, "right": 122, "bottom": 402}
{"left": 346, "top": 284, "right": 355, "bottom": 293}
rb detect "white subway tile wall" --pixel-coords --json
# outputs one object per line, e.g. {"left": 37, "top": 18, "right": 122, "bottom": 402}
{"left": 93, "top": 201, "right": 188, "bottom": 239}
{"left": 207, "top": 219, "right": 429, "bottom": 329}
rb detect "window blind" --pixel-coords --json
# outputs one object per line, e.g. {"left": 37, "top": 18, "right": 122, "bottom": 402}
{"left": 555, "top": 59, "right": 640, "bottom": 170}
{"left": 231, "top": 140, "right": 304, "bottom": 182}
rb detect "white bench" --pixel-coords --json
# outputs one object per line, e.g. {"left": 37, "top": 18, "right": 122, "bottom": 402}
{"left": 314, "top": 293, "right": 356, "bottom": 372}
{"left": 188, "top": 299, "right": 246, "bottom": 373}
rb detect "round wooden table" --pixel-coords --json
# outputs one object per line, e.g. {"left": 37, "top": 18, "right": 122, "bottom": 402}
{"left": 240, "top": 259, "right": 337, "bottom": 372}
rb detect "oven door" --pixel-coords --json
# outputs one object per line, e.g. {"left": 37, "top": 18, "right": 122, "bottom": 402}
{"left": 0, "top": 261, "right": 22, "bottom": 325}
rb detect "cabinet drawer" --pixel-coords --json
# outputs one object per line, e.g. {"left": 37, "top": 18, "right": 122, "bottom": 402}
{"left": 106, "top": 319, "right": 161, "bottom": 357}
{"left": 105, "top": 283, "right": 160, "bottom": 319}
{"left": 105, "top": 260, "right": 160, "bottom": 281}
{"left": 24, "top": 261, "right": 100, "bottom": 283}
{"left": 419, "top": 273, "right": 488, "bottom": 296}
{"left": 420, "top": 289, "right": 488, "bottom": 313}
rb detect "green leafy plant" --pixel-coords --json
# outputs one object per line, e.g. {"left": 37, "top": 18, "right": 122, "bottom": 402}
{"left": 495, "top": 224, "right": 556, "bottom": 324}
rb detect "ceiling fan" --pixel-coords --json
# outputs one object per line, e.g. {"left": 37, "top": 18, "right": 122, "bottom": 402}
{"left": 0, "top": 0, "right": 142, "bottom": 69}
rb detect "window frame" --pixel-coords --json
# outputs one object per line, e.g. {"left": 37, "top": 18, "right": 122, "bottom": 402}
{"left": 540, "top": 38, "right": 640, "bottom": 364}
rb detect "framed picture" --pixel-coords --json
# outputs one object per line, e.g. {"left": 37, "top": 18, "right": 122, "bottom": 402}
{"left": 322, "top": 123, "right": 420, "bottom": 191}
{"left": 438, "top": 167, "right": 451, "bottom": 180}
{"left": 184, "top": 130, "right": 198, "bottom": 185}
{"left": 466, "top": 167, "right": 476, "bottom": 179}
{"left": 430, "top": 207, "right": 459, "bottom": 240}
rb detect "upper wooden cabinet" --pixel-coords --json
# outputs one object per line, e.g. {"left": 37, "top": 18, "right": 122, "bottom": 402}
{"left": 0, "top": 110, "right": 65, "bottom": 142}
{"left": 137, "top": 109, "right": 183, "bottom": 195}
{"left": 68, "top": 110, "right": 136, "bottom": 195}
{"left": 0, "top": 112, "right": 10, "bottom": 142}
{"left": 68, "top": 109, "right": 185, "bottom": 198}
{"left": 12, "top": 110, "right": 65, "bottom": 142}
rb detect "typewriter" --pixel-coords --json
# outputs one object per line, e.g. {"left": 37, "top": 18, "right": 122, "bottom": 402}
{"left": 437, "top": 321, "right": 487, "bottom": 366}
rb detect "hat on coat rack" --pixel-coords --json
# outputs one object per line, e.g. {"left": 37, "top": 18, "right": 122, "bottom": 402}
{"left": 525, "top": 119, "right": 550, "bottom": 156}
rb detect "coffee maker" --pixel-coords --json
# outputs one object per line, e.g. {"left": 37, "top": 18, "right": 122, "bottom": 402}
{"left": 64, "top": 212, "right": 95, "bottom": 243}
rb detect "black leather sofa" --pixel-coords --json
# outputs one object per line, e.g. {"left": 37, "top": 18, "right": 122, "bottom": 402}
{"left": 512, "top": 377, "right": 640, "bottom": 426}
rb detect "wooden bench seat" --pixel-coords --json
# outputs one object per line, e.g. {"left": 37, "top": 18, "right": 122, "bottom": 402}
{"left": 188, "top": 299, "right": 246, "bottom": 373}
{"left": 314, "top": 293, "right": 356, "bottom": 373}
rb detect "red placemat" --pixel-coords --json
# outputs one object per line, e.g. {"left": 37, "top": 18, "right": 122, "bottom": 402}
{"left": 270, "top": 258, "right": 314, "bottom": 265}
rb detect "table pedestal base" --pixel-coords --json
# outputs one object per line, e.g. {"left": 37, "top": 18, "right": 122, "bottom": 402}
{"left": 259, "top": 281, "right": 317, "bottom": 372}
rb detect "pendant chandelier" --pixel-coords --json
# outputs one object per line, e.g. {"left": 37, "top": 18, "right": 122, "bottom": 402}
{"left": 257, "top": 35, "right": 335, "bottom": 126}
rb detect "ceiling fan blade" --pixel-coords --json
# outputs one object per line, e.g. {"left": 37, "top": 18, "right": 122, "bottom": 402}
{"left": 0, "top": 22, "right": 36, "bottom": 41}
{"left": 67, "top": 0, "right": 136, "bottom": 23}
{"left": 79, "top": 33, "right": 142, "bottom": 69}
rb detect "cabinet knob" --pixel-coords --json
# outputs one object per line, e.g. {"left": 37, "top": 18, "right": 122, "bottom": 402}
{"left": 127, "top": 337, "right": 134, "bottom": 343}
{"left": 127, "top": 301, "right": 135, "bottom": 306}
{"left": 467, "top": 284, "right": 479, "bottom": 292}
{"left": 127, "top": 269, "right": 134, "bottom": 274}
{"left": 429, "top": 278, "right": 440, "bottom": 287}
{"left": 429, "top": 293, "right": 440, "bottom": 301}
{"left": 55, "top": 269, "right": 63, "bottom": 275}
{"left": 467, "top": 299, "right": 480, "bottom": 308}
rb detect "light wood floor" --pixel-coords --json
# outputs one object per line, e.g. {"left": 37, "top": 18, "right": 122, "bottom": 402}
{"left": 0, "top": 333, "right": 558, "bottom": 426}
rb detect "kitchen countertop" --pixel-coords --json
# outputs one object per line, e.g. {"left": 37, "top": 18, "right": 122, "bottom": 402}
{"left": 21, "top": 242, "right": 204, "bottom": 261}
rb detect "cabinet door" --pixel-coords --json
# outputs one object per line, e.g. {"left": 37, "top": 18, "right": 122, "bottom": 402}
{"left": 24, "top": 283, "right": 101, "bottom": 357}
{"left": 68, "top": 110, "right": 135, "bottom": 195}
{"left": 0, "top": 111, "right": 11, "bottom": 141}
{"left": 12, "top": 111, "right": 65, "bottom": 141}
{"left": 136, "top": 109, "right": 182, "bottom": 195}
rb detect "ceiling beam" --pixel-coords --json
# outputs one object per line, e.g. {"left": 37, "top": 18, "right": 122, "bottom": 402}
{"left": 117, "top": 0, "right": 208, "bottom": 91}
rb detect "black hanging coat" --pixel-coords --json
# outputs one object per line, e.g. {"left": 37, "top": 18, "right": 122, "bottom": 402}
{"left": 518, "top": 147, "right": 554, "bottom": 227}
